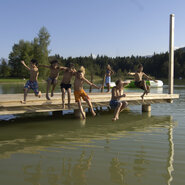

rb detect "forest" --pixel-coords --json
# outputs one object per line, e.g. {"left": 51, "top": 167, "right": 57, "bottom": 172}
{"left": 0, "top": 27, "right": 185, "bottom": 80}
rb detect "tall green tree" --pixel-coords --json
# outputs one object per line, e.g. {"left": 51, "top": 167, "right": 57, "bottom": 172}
{"left": 0, "top": 58, "right": 10, "bottom": 77}
{"left": 35, "top": 27, "right": 51, "bottom": 77}
{"left": 8, "top": 26, "right": 51, "bottom": 78}
{"left": 9, "top": 40, "right": 33, "bottom": 78}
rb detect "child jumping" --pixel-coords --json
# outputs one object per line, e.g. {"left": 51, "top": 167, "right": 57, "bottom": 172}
{"left": 39, "top": 60, "right": 66, "bottom": 100}
{"left": 60, "top": 63, "right": 76, "bottom": 109}
{"left": 109, "top": 79, "right": 128, "bottom": 121}
{"left": 128, "top": 64, "right": 157, "bottom": 100}
{"left": 21, "top": 60, "right": 42, "bottom": 104}
{"left": 74, "top": 66, "right": 100, "bottom": 119}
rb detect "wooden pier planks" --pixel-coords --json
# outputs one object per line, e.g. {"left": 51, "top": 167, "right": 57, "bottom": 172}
{"left": 0, "top": 92, "right": 179, "bottom": 115}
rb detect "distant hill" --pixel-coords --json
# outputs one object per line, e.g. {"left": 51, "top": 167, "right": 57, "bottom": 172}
{"left": 175, "top": 47, "right": 185, "bottom": 52}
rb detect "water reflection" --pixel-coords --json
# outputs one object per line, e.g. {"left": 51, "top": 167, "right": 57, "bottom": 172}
{"left": 166, "top": 119, "right": 174, "bottom": 185}
{"left": 22, "top": 151, "right": 93, "bottom": 185}
{"left": 133, "top": 148, "right": 149, "bottom": 179}
{"left": 0, "top": 113, "right": 177, "bottom": 185}
{"left": 109, "top": 153, "right": 127, "bottom": 185}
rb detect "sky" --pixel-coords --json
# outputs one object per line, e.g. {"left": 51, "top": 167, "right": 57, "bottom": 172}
{"left": 0, "top": 0, "right": 185, "bottom": 59}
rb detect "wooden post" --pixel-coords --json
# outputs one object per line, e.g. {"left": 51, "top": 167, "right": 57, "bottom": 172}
{"left": 101, "top": 75, "right": 106, "bottom": 93}
{"left": 142, "top": 104, "right": 151, "bottom": 112}
{"left": 169, "top": 14, "right": 175, "bottom": 94}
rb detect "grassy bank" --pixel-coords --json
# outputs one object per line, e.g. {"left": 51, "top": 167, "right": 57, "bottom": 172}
{"left": 0, "top": 78, "right": 47, "bottom": 84}
{"left": 0, "top": 75, "right": 103, "bottom": 84}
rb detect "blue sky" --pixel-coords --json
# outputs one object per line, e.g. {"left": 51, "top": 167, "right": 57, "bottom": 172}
{"left": 0, "top": 0, "right": 185, "bottom": 59}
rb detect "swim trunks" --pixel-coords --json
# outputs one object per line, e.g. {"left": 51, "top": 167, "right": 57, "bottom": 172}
{"left": 134, "top": 81, "right": 145, "bottom": 90}
{"left": 105, "top": 76, "right": 111, "bottom": 84}
{"left": 60, "top": 83, "right": 72, "bottom": 90}
{"left": 24, "top": 80, "right": 39, "bottom": 95}
{"left": 47, "top": 77, "right": 57, "bottom": 85}
{"left": 109, "top": 99, "right": 120, "bottom": 109}
{"left": 74, "top": 89, "right": 89, "bottom": 102}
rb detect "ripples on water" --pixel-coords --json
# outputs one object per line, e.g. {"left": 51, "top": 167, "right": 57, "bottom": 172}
{"left": 0, "top": 83, "right": 185, "bottom": 185}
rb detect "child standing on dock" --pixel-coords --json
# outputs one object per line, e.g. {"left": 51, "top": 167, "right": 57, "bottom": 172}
{"left": 60, "top": 63, "right": 76, "bottom": 109}
{"left": 21, "top": 60, "right": 42, "bottom": 104}
{"left": 110, "top": 79, "right": 128, "bottom": 121}
{"left": 74, "top": 66, "right": 100, "bottom": 119}
{"left": 39, "top": 60, "right": 66, "bottom": 100}
{"left": 105, "top": 64, "right": 114, "bottom": 92}
{"left": 128, "top": 64, "right": 157, "bottom": 100}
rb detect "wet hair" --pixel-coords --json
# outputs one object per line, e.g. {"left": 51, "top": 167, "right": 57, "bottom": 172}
{"left": 116, "top": 79, "right": 122, "bottom": 86}
{"left": 78, "top": 66, "right": 85, "bottom": 74}
{"left": 31, "top": 59, "right": 38, "bottom": 66}
{"left": 138, "top": 64, "right": 143, "bottom": 69}
{"left": 107, "top": 64, "right": 111, "bottom": 70}
{"left": 69, "top": 63, "right": 74, "bottom": 68}
{"left": 66, "top": 63, "right": 74, "bottom": 68}
{"left": 50, "top": 60, "right": 59, "bottom": 65}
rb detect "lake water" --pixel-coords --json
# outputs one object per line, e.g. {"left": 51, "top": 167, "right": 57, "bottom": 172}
{"left": 0, "top": 82, "right": 185, "bottom": 185}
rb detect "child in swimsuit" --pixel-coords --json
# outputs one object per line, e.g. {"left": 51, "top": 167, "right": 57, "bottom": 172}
{"left": 105, "top": 64, "right": 114, "bottom": 92}
{"left": 110, "top": 79, "right": 128, "bottom": 121}
{"left": 74, "top": 66, "right": 100, "bottom": 119}
{"left": 21, "top": 59, "right": 42, "bottom": 104}
{"left": 128, "top": 64, "right": 157, "bottom": 100}
{"left": 39, "top": 60, "right": 66, "bottom": 100}
{"left": 60, "top": 63, "right": 76, "bottom": 109}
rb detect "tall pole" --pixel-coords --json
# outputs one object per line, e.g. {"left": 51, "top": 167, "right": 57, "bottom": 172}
{"left": 169, "top": 14, "right": 175, "bottom": 94}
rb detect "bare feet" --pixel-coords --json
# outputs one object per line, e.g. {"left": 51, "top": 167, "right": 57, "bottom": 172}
{"left": 46, "top": 94, "right": 50, "bottom": 100}
{"left": 51, "top": 91, "right": 54, "bottom": 97}
{"left": 38, "top": 91, "right": 42, "bottom": 98}
{"left": 82, "top": 111, "right": 86, "bottom": 119}
{"left": 62, "top": 104, "right": 65, "bottom": 109}
{"left": 92, "top": 111, "right": 96, "bottom": 117}
{"left": 141, "top": 94, "right": 145, "bottom": 102}
{"left": 112, "top": 117, "right": 119, "bottom": 121}
{"left": 21, "top": 100, "right": 26, "bottom": 104}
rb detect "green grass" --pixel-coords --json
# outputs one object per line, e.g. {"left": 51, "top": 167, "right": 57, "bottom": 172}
{"left": 0, "top": 75, "right": 103, "bottom": 84}
{"left": 0, "top": 78, "right": 46, "bottom": 83}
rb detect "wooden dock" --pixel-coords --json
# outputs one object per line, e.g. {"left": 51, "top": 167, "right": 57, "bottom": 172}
{"left": 0, "top": 92, "right": 179, "bottom": 116}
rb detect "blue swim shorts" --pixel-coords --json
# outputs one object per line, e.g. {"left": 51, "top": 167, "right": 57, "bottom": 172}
{"left": 24, "top": 80, "right": 39, "bottom": 95}
{"left": 105, "top": 76, "right": 111, "bottom": 84}
{"left": 109, "top": 100, "right": 120, "bottom": 109}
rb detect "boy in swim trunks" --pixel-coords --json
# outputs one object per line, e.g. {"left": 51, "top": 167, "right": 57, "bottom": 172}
{"left": 74, "top": 66, "right": 101, "bottom": 119}
{"left": 39, "top": 60, "right": 66, "bottom": 100}
{"left": 105, "top": 64, "right": 114, "bottom": 92}
{"left": 128, "top": 64, "right": 157, "bottom": 100}
{"left": 60, "top": 63, "right": 76, "bottom": 109}
{"left": 21, "top": 59, "right": 42, "bottom": 104}
{"left": 110, "top": 79, "right": 128, "bottom": 121}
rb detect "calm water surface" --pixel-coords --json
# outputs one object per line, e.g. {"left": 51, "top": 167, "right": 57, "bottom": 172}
{"left": 0, "top": 82, "right": 185, "bottom": 185}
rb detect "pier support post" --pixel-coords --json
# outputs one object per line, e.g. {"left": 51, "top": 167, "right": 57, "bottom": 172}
{"left": 142, "top": 104, "right": 151, "bottom": 112}
{"left": 169, "top": 14, "right": 175, "bottom": 95}
{"left": 74, "top": 109, "right": 85, "bottom": 119}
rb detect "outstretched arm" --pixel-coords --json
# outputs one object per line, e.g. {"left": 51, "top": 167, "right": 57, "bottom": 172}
{"left": 59, "top": 66, "right": 68, "bottom": 71}
{"left": 38, "top": 65, "right": 50, "bottom": 68}
{"left": 21, "top": 61, "right": 30, "bottom": 70}
{"left": 143, "top": 73, "right": 157, "bottom": 82}
{"left": 83, "top": 77, "right": 100, "bottom": 89}
{"left": 128, "top": 72, "right": 135, "bottom": 76}
{"left": 122, "top": 82, "right": 129, "bottom": 87}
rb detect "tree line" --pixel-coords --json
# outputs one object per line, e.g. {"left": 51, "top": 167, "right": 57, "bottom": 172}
{"left": 0, "top": 27, "right": 185, "bottom": 79}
